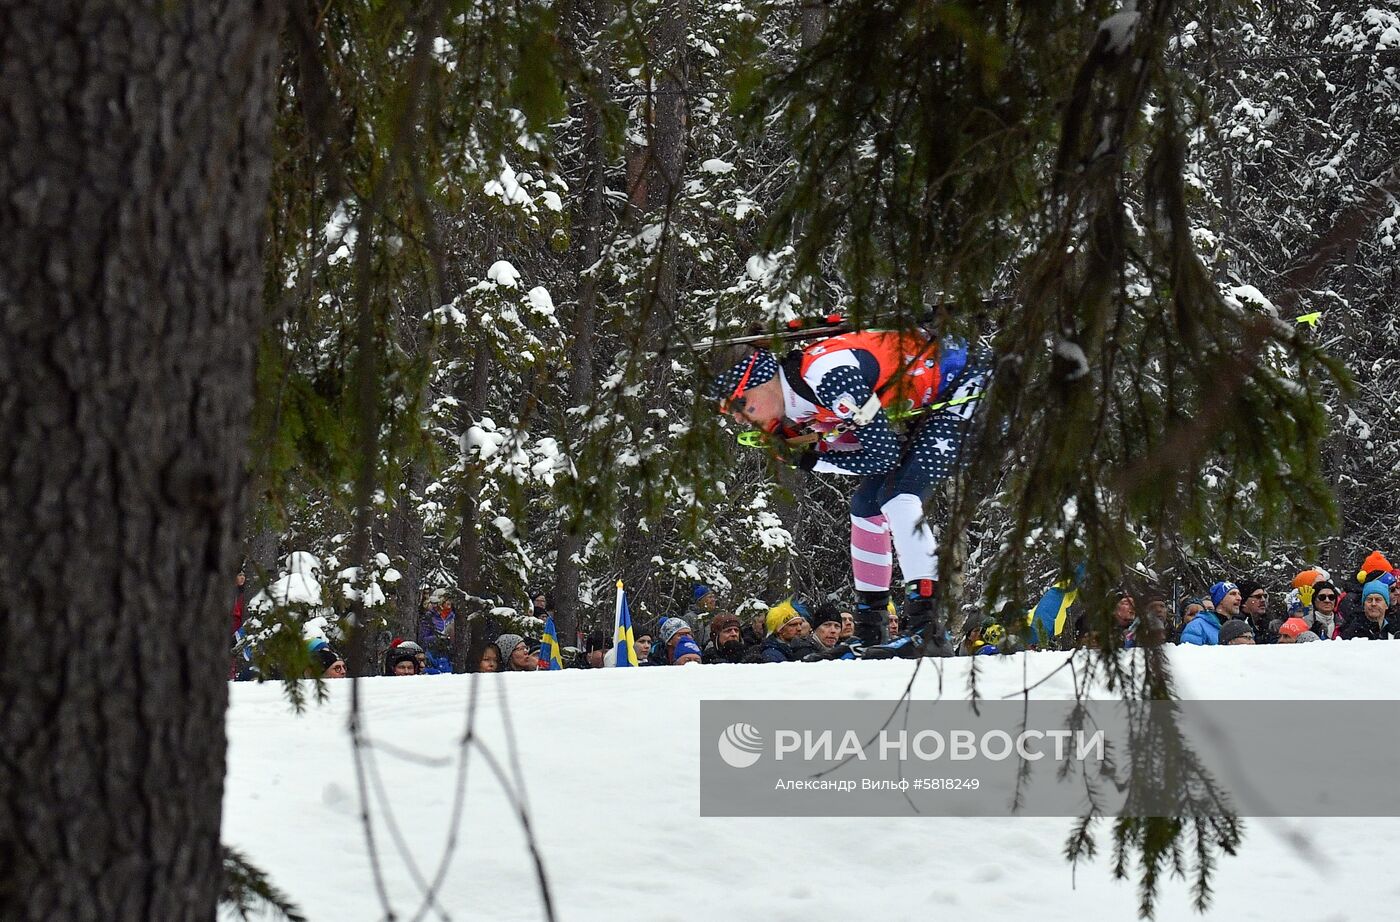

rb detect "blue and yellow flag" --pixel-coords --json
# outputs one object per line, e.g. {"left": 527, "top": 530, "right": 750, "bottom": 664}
{"left": 613, "top": 580, "right": 639, "bottom": 667}
{"left": 1028, "top": 564, "right": 1084, "bottom": 648}
{"left": 540, "top": 614, "right": 564, "bottom": 671}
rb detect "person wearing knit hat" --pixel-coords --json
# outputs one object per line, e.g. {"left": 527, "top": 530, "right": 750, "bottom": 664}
{"left": 1276, "top": 617, "right": 1312, "bottom": 643}
{"left": 794, "top": 605, "right": 847, "bottom": 661}
{"left": 1209, "top": 581, "right": 1240, "bottom": 614}
{"left": 1339, "top": 580, "right": 1399, "bottom": 640}
{"left": 1219, "top": 619, "right": 1255, "bottom": 645}
{"left": 706, "top": 329, "right": 992, "bottom": 660}
{"left": 671, "top": 633, "right": 703, "bottom": 665}
{"left": 811, "top": 606, "right": 842, "bottom": 643}
{"left": 753, "top": 603, "right": 806, "bottom": 663}
{"left": 765, "top": 600, "right": 806, "bottom": 637}
{"left": 494, "top": 633, "right": 538, "bottom": 671}
{"left": 309, "top": 640, "right": 347, "bottom": 678}
{"left": 682, "top": 585, "right": 718, "bottom": 647}
{"left": 657, "top": 617, "right": 703, "bottom": 665}
{"left": 659, "top": 617, "right": 689, "bottom": 646}
{"left": 384, "top": 644, "right": 421, "bottom": 675}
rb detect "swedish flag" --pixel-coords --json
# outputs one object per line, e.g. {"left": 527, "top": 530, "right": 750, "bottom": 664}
{"left": 1028, "top": 564, "right": 1084, "bottom": 648}
{"left": 540, "top": 614, "right": 565, "bottom": 671}
{"left": 613, "top": 580, "right": 639, "bottom": 667}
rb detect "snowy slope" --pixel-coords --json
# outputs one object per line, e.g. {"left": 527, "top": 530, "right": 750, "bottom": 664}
{"left": 224, "top": 644, "right": 1400, "bottom": 921}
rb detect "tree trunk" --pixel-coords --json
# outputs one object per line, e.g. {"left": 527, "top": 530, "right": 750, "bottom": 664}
{"left": 242, "top": 513, "right": 281, "bottom": 596}
{"left": 452, "top": 342, "right": 495, "bottom": 671}
{"left": 616, "top": 0, "right": 688, "bottom": 582}
{"left": 553, "top": 0, "right": 613, "bottom": 650}
{"left": 0, "top": 3, "right": 282, "bottom": 920}
{"left": 390, "top": 459, "right": 429, "bottom": 640}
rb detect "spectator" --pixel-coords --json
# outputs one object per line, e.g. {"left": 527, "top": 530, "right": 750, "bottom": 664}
{"left": 686, "top": 585, "right": 718, "bottom": 645}
{"left": 741, "top": 610, "right": 767, "bottom": 648}
{"left": 1339, "top": 551, "right": 1393, "bottom": 625}
{"left": 232, "top": 568, "right": 246, "bottom": 636}
{"left": 577, "top": 630, "right": 610, "bottom": 669}
{"left": 1219, "top": 620, "right": 1255, "bottom": 645}
{"left": 230, "top": 569, "right": 247, "bottom": 679}
{"left": 1340, "top": 580, "right": 1399, "bottom": 640}
{"left": 659, "top": 617, "right": 702, "bottom": 665}
{"left": 1137, "top": 592, "right": 1171, "bottom": 646}
{"left": 1180, "top": 582, "right": 1231, "bottom": 645}
{"left": 391, "top": 639, "right": 428, "bottom": 673}
{"left": 1276, "top": 618, "right": 1311, "bottom": 644}
{"left": 469, "top": 640, "right": 501, "bottom": 673}
{"left": 962, "top": 616, "right": 1001, "bottom": 655}
{"left": 1310, "top": 581, "right": 1341, "bottom": 639}
{"left": 634, "top": 628, "right": 654, "bottom": 665}
{"left": 1214, "top": 581, "right": 1243, "bottom": 620}
{"left": 839, "top": 610, "right": 855, "bottom": 641}
{"left": 1175, "top": 594, "right": 1205, "bottom": 642}
{"left": 1113, "top": 590, "right": 1138, "bottom": 647}
{"left": 385, "top": 644, "right": 421, "bottom": 675}
{"left": 430, "top": 595, "right": 455, "bottom": 645}
{"left": 795, "top": 607, "right": 849, "bottom": 661}
{"left": 886, "top": 605, "right": 900, "bottom": 640}
{"left": 751, "top": 604, "right": 806, "bottom": 663}
{"left": 810, "top": 607, "right": 843, "bottom": 651}
{"left": 496, "top": 633, "right": 539, "bottom": 672}
{"left": 309, "top": 639, "right": 347, "bottom": 678}
{"left": 702, "top": 613, "right": 747, "bottom": 665}
{"left": 1236, "top": 580, "right": 1274, "bottom": 644}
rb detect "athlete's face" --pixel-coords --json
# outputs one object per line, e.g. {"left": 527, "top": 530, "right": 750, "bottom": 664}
{"left": 725, "top": 376, "right": 784, "bottom": 431}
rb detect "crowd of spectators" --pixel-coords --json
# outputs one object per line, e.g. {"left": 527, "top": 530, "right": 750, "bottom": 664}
{"left": 240, "top": 551, "right": 1400, "bottom": 679}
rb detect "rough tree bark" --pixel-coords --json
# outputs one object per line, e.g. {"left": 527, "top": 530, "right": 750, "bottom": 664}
{"left": 553, "top": 0, "right": 613, "bottom": 648}
{"left": 0, "top": 3, "right": 283, "bottom": 920}
{"left": 616, "top": 0, "right": 689, "bottom": 609}
{"left": 452, "top": 342, "right": 495, "bottom": 671}
{"left": 389, "top": 298, "right": 431, "bottom": 641}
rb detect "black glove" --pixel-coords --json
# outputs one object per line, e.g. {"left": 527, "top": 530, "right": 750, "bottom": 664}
{"left": 794, "top": 449, "right": 820, "bottom": 472}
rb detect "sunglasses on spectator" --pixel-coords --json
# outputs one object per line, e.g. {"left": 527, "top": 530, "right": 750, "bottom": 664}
{"left": 1248, "top": 592, "right": 1267, "bottom": 600}
{"left": 1315, "top": 593, "right": 1337, "bottom": 601}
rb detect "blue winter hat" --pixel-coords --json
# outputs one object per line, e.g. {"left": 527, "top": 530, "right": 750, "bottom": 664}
{"left": 706, "top": 349, "right": 779, "bottom": 406}
{"left": 1362, "top": 580, "right": 1391, "bottom": 604}
{"left": 671, "top": 633, "right": 702, "bottom": 663}
{"left": 1210, "top": 581, "right": 1238, "bottom": 608}
{"left": 693, "top": 584, "right": 712, "bottom": 601}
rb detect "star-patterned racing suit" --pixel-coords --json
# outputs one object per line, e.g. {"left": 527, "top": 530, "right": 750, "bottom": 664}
{"left": 776, "top": 330, "right": 992, "bottom": 653}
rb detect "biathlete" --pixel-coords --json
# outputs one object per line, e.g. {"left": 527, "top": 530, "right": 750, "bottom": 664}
{"left": 707, "top": 329, "right": 991, "bottom": 658}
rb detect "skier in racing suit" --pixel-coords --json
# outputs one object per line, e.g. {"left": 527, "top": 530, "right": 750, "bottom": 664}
{"left": 708, "top": 329, "right": 991, "bottom": 658}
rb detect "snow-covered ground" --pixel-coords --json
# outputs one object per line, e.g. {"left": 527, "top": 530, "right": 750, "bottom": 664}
{"left": 224, "top": 644, "right": 1400, "bottom": 921}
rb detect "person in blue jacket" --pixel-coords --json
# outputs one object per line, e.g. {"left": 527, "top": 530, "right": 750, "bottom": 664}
{"left": 1180, "top": 581, "right": 1234, "bottom": 645}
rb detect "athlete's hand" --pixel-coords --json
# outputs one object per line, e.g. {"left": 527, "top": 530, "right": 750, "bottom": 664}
{"left": 794, "top": 449, "right": 820, "bottom": 473}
